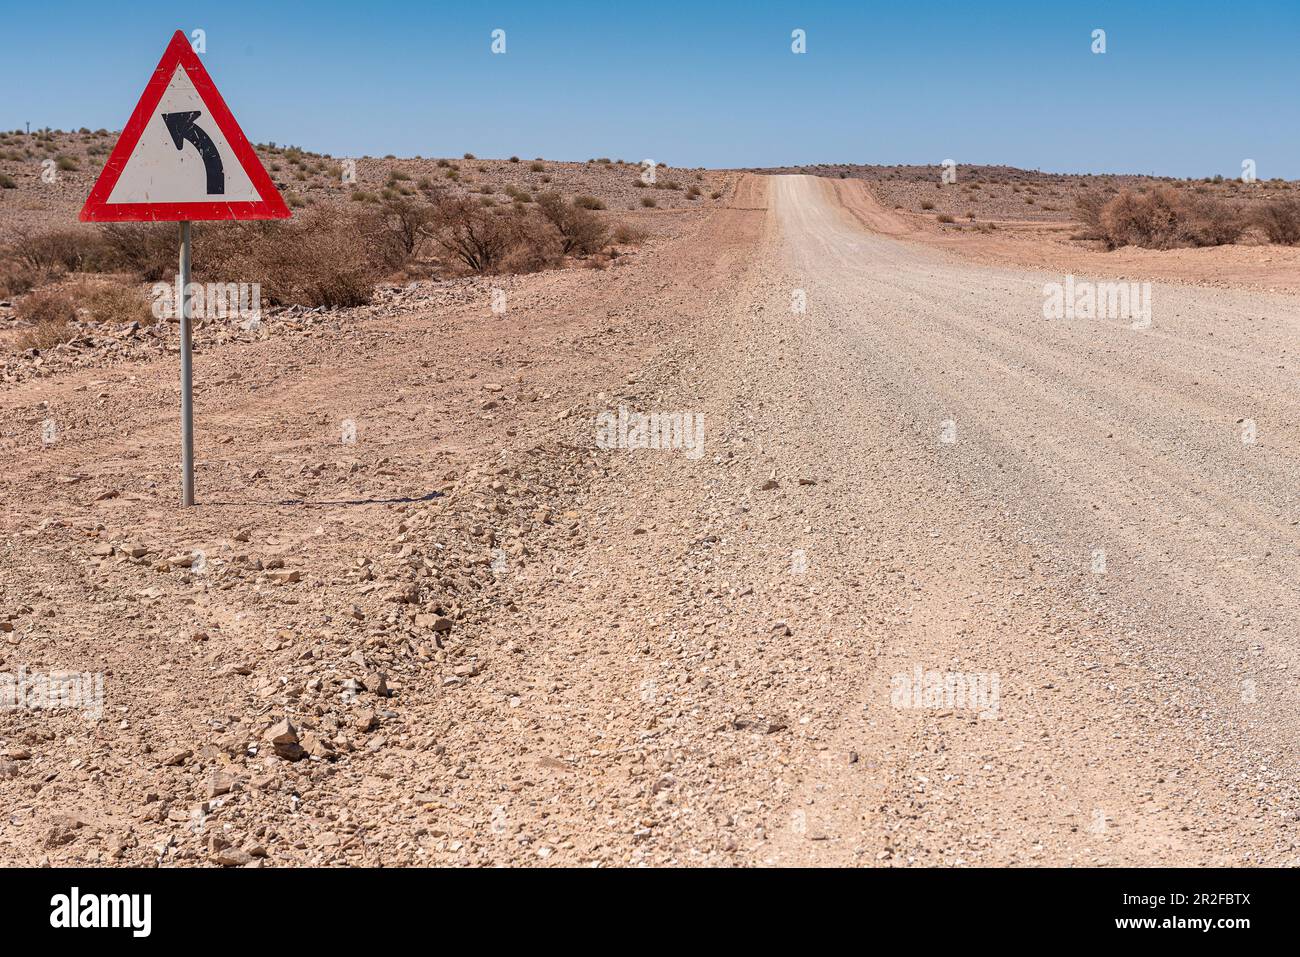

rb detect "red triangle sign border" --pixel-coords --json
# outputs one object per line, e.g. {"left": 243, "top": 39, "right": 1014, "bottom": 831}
{"left": 80, "top": 30, "right": 290, "bottom": 222}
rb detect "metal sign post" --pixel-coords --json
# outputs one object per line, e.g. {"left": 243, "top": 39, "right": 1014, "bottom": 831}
{"left": 179, "top": 221, "right": 195, "bottom": 506}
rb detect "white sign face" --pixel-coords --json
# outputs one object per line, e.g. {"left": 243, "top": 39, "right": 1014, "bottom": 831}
{"left": 106, "top": 65, "right": 260, "bottom": 205}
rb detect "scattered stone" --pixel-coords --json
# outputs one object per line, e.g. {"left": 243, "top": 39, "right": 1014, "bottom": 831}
{"left": 389, "top": 583, "right": 419, "bottom": 603}
{"left": 206, "top": 770, "right": 236, "bottom": 798}
{"left": 210, "top": 846, "right": 253, "bottom": 867}
{"left": 267, "top": 719, "right": 306, "bottom": 761}
{"left": 106, "top": 831, "right": 134, "bottom": 859}
{"left": 299, "top": 731, "right": 336, "bottom": 759}
{"left": 43, "top": 814, "right": 84, "bottom": 848}
{"left": 160, "top": 749, "right": 192, "bottom": 767}
{"left": 731, "top": 715, "right": 786, "bottom": 734}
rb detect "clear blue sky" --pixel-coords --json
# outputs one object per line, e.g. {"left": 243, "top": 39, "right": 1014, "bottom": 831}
{"left": 3, "top": 0, "right": 1297, "bottom": 178}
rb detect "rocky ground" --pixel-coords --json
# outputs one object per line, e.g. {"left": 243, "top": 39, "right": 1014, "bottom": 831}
{"left": 1, "top": 172, "right": 1297, "bottom": 867}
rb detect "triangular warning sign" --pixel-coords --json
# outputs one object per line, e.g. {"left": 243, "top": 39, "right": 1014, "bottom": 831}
{"left": 81, "top": 31, "right": 290, "bottom": 222}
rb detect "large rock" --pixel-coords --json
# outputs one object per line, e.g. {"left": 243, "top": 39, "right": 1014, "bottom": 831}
{"left": 266, "top": 719, "right": 306, "bottom": 761}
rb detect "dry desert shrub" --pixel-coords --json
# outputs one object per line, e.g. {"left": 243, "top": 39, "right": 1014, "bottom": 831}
{"left": 10, "top": 227, "right": 110, "bottom": 274}
{"left": 1255, "top": 199, "right": 1300, "bottom": 245}
{"left": 432, "top": 196, "right": 563, "bottom": 274}
{"left": 612, "top": 222, "right": 648, "bottom": 245}
{"left": 535, "top": 192, "right": 608, "bottom": 256}
{"left": 1073, "top": 191, "right": 1109, "bottom": 237}
{"left": 1082, "top": 186, "right": 1245, "bottom": 249}
{"left": 99, "top": 224, "right": 178, "bottom": 281}
{"left": 431, "top": 196, "right": 519, "bottom": 273}
{"left": 14, "top": 288, "right": 78, "bottom": 350}
{"left": 499, "top": 211, "right": 563, "bottom": 274}
{"left": 71, "top": 279, "right": 154, "bottom": 326}
{"left": 0, "top": 261, "right": 41, "bottom": 298}
{"left": 1180, "top": 195, "right": 1248, "bottom": 247}
{"left": 204, "top": 208, "right": 407, "bottom": 308}
{"left": 379, "top": 196, "right": 438, "bottom": 258}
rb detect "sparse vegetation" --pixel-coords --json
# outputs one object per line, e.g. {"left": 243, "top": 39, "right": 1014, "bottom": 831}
{"left": 9, "top": 227, "right": 109, "bottom": 275}
{"left": 612, "top": 223, "right": 648, "bottom": 245}
{"left": 1255, "top": 199, "right": 1300, "bottom": 245}
{"left": 71, "top": 278, "right": 154, "bottom": 326}
{"left": 379, "top": 196, "right": 438, "bottom": 258}
{"left": 15, "top": 288, "right": 78, "bottom": 350}
{"left": 431, "top": 196, "right": 534, "bottom": 273}
{"left": 205, "top": 208, "right": 407, "bottom": 308}
{"left": 1077, "top": 186, "right": 1245, "bottom": 249}
{"left": 536, "top": 192, "right": 608, "bottom": 256}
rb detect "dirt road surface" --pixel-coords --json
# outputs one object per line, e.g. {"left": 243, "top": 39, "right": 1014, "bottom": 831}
{"left": 1, "top": 174, "right": 1296, "bottom": 866}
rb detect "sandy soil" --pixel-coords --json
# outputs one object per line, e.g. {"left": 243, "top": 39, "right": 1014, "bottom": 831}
{"left": 825, "top": 176, "right": 1300, "bottom": 295}
{"left": 1, "top": 174, "right": 1297, "bottom": 866}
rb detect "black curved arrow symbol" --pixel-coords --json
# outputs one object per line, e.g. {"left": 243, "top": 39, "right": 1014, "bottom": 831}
{"left": 161, "top": 110, "right": 225, "bottom": 195}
